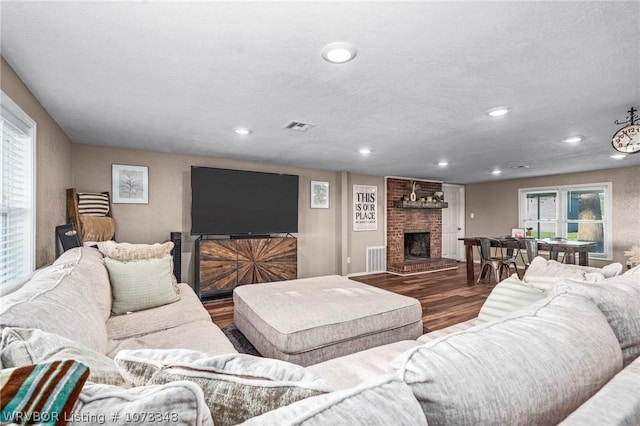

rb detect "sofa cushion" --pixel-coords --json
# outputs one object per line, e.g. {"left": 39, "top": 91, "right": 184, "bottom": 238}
{"left": 0, "top": 255, "right": 109, "bottom": 354}
{"left": 240, "top": 375, "right": 428, "bottom": 426}
{"left": 0, "top": 327, "right": 124, "bottom": 386}
{"left": 391, "top": 292, "right": 623, "bottom": 425}
{"left": 106, "top": 318, "right": 237, "bottom": 358}
{"left": 307, "top": 340, "right": 421, "bottom": 390}
{"left": 554, "top": 275, "right": 640, "bottom": 366}
{"left": 54, "top": 246, "right": 112, "bottom": 321}
{"left": 416, "top": 318, "right": 477, "bottom": 344}
{"left": 476, "top": 275, "right": 547, "bottom": 324}
{"left": 114, "top": 349, "right": 332, "bottom": 426}
{"left": 71, "top": 382, "right": 213, "bottom": 426}
{"left": 558, "top": 356, "right": 640, "bottom": 425}
{"left": 106, "top": 284, "right": 210, "bottom": 341}
{"left": 1, "top": 360, "right": 89, "bottom": 424}
{"left": 106, "top": 255, "right": 180, "bottom": 315}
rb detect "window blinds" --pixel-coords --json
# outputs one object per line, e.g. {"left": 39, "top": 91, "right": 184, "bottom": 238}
{"left": 1, "top": 98, "right": 35, "bottom": 287}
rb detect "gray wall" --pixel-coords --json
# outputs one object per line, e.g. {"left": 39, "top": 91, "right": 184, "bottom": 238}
{"left": 1, "top": 58, "right": 73, "bottom": 268}
{"left": 465, "top": 166, "right": 640, "bottom": 266}
{"left": 71, "top": 144, "right": 387, "bottom": 282}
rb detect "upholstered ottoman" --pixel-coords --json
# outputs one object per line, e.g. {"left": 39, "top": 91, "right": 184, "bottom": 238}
{"left": 233, "top": 275, "right": 423, "bottom": 366}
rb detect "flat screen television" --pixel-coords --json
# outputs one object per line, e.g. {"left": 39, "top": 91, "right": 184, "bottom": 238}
{"left": 191, "top": 166, "right": 299, "bottom": 236}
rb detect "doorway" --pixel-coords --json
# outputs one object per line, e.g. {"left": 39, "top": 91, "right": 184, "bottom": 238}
{"left": 442, "top": 184, "right": 465, "bottom": 261}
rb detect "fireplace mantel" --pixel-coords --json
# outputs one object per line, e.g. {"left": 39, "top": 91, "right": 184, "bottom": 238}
{"left": 393, "top": 200, "right": 448, "bottom": 209}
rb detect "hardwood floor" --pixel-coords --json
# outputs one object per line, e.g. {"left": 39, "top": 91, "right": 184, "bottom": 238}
{"left": 203, "top": 262, "right": 495, "bottom": 332}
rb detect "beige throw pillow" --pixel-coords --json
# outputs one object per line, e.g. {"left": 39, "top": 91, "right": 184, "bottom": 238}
{"left": 106, "top": 255, "right": 180, "bottom": 315}
{"left": 105, "top": 241, "right": 174, "bottom": 262}
{"left": 114, "top": 349, "right": 332, "bottom": 426}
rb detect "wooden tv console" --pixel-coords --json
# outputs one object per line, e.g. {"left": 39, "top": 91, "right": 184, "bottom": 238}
{"left": 195, "top": 236, "right": 297, "bottom": 299}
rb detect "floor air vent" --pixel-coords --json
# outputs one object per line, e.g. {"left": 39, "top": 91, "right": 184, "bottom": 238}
{"left": 366, "top": 246, "right": 386, "bottom": 273}
{"left": 283, "top": 121, "right": 315, "bottom": 132}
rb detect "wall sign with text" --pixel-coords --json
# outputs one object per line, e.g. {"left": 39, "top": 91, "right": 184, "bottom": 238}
{"left": 353, "top": 185, "right": 377, "bottom": 231}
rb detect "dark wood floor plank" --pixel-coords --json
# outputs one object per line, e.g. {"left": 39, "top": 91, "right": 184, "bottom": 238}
{"left": 203, "top": 263, "right": 494, "bottom": 332}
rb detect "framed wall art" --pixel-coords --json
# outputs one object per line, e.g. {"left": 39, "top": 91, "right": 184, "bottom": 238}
{"left": 353, "top": 184, "right": 377, "bottom": 231}
{"left": 112, "top": 164, "right": 149, "bottom": 204}
{"left": 511, "top": 228, "right": 525, "bottom": 239}
{"left": 310, "top": 180, "right": 329, "bottom": 209}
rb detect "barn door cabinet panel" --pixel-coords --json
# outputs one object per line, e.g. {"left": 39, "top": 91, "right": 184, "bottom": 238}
{"left": 196, "top": 237, "right": 297, "bottom": 299}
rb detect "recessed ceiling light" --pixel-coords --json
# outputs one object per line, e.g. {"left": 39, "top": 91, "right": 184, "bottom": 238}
{"left": 562, "top": 136, "right": 583, "bottom": 143}
{"left": 491, "top": 169, "right": 502, "bottom": 175}
{"left": 233, "top": 127, "right": 251, "bottom": 135}
{"left": 438, "top": 161, "right": 449, "bottom": 167}
{"left": 610, "top": 154, "right": 626, "bottom": 160}
{"left": 359, "top": 148, "right": 372, "bottom": 155}
{"left": 486, "top": 106, "right": 512, "bottom": 117}
{"left": 322, "top": 42, "right": 357, "bottom": 64}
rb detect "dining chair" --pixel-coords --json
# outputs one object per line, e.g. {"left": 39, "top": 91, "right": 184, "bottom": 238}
{"left": 551, "top": 237, "right": 568, "bottom": 263}
{"left": 477, "top": 238, "right": 514, "bottom": 283}
{"left": 499, "top": 239, "right": 520, "bottom": 278}
{"left": 523, "top": 238, "right": 539, "bottom": 273}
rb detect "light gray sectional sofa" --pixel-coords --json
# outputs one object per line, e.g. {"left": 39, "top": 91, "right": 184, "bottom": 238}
{"left": 1, "top": 246, "right": 639, "bottom": 425}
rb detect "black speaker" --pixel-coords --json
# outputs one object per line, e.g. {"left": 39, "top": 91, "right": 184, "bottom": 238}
{"left": 170, "top": 232, "right": 182, "bottom": 282}
{"left": 56, "top": 223, "right": 81, "bottom": 257}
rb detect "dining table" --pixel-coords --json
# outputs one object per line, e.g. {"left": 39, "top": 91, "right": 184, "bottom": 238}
{"left": 459, "top": 237, "right": 598, "bottom": 284}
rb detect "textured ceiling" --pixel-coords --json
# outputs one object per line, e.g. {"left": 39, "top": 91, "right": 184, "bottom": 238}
{"left": 1, "top": 1, "right": 639, "bottom": 183}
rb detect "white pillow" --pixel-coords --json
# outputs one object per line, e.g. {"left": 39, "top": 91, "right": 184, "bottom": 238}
{"left": 601, "top": 262, "right": 624, "bottom": 278}
{"left": 523, "top": 257, "right": 605, "bottom": 290}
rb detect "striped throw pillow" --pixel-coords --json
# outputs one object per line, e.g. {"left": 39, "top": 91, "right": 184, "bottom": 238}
{"left": 0, "top": 360, "right": 89, "bottom": 424}
{"left": 477, "top": 276, "right": 547, "bottom": 324}
{"left": 77, "top": 192, "right": 110, "bottom": 216}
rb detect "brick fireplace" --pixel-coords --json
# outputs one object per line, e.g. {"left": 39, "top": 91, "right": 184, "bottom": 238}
{"left": 386, "top": 177, "right": 457, "bottom": 274}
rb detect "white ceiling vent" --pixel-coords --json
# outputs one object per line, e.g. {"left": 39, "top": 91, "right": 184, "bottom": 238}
{"left": 283, "top": 121, "right": 315, "bottom": 132}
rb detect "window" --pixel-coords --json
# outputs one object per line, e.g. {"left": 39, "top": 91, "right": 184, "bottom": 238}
{"left": 519, "top": 183, "right": 612, "bottom": 259}
{"left": 1, "top": 92, "right": 35, "bottom": 287}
